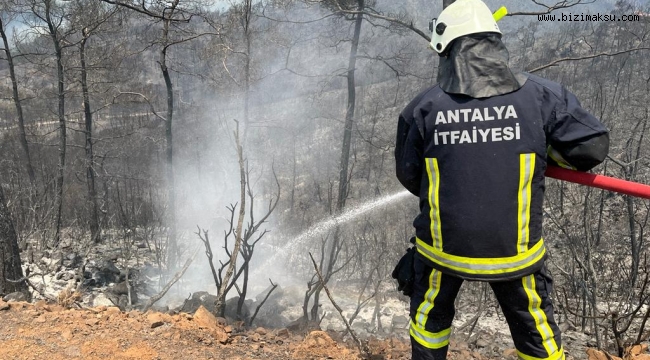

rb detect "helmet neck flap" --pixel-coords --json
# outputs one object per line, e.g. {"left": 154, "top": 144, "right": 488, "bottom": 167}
{"left": 437, "top": 33, "right": 528, "bottom": 98}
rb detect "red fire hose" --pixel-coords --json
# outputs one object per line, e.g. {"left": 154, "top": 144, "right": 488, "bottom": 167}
{"left": 545, "top": 166, "right": 650, "bottom": 200}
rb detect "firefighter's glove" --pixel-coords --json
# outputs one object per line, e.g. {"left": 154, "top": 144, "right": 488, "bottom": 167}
{"left": 547, "top": 145, "right": 577, "bottom": 170}
{"left": 392, "top": 246, "right": 416, "bottom": 297}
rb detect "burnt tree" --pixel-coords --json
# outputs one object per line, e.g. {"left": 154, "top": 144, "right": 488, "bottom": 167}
{"left": 0, "top": 187, "right": 27, "bottom": 296}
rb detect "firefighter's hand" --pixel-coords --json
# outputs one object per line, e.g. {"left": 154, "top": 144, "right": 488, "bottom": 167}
{"left": 392, "top": 246, "right": 416, "bottom": 297}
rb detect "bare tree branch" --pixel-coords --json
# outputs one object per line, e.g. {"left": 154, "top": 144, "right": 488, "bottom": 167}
{"left": 309, "top": 252, "right": 370, "bottom": 359}
{"left": 248, "top": 278, "right": 278, "bottom": 326}
{"left": 142, "top": 248, "right": 198, "bottom": 312}
{"left": 508, "top": 0, "right": 594, "bottom": 16}
{"left": 529, "top": 47, "right": 650, "bottom": 73}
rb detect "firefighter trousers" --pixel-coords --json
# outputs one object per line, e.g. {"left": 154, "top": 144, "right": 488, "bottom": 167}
{"left": 410, "top": 257, "right": 564, "bottom": 360}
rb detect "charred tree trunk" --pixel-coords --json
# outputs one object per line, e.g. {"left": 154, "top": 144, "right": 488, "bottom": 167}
{"left": 0, "top": 18, "right": 36, "bottom": 186}
{"left": 80, "top": 33, "right": 100, "bottom": 244}
{"left": 237, "top": 261, "right": 249, "bottom": 318}
{"left": 45, "top": 0, "right": 67, "bottom": 247}
{"left": 306, "top": 0, "right": 365, "bottom": 325}
{"left": 0, "top": 186, "right": 27, "bottom": 296}
{"left": 215, "top": 124, "right": 246, "bottom": 317}
{"left": 336, "top": 0, "right": 363, "bottom": 211}
{"left": 160, "top": 7, "right": 177, "bottom": 268}
{"left": 243, "top": 6, "right": 252, "bottom": 145}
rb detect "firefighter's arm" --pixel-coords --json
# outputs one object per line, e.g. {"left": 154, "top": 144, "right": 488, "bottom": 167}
{"left": 546, "top": 87, "right": 609, "bottom": 171}
{"left": 395, "top": 112, "right": 424, "bottom": 196}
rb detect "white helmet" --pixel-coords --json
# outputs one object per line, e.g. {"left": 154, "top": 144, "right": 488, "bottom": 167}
{"left": 429, "top": 0, "right": 502, "bottom": 54}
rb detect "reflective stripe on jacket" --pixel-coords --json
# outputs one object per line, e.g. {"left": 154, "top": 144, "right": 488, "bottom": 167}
{"left": 395, "top": 74, "right": 609, "bottom": 281}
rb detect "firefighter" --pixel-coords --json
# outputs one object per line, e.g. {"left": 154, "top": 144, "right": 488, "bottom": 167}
{"left": 393, "top": 0, "right": 609, "bottom": 359}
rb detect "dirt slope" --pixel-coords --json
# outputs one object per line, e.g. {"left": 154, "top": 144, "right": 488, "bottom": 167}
{"left": 0, "top": 300, "right": 410, "bottom": 360}
{"left": 7, "top": 299, "right": 639, "bottom": 360}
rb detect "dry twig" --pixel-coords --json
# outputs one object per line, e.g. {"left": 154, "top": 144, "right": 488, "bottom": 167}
{"left": 248, "top": 278, "right": 278, "bottom": 327}
{"left": 142, "top": 248, "right": 199, "bottom": 312}
{"left": 308, "top": 252, "right": 371, "bottom": 359}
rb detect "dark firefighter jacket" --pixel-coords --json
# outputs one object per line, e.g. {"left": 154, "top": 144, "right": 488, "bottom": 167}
{"left": 395, "top": 73, "right": 609, "bottom": 281}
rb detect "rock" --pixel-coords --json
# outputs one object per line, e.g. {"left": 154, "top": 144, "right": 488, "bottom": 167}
{"left": 106, "top": 307, "right": 121, "bottom": 315}
{"left": 193, "top": 305, "right": 219, "bottom": 330}
{"left": 586, "top": 348, "right": 622, "bottom": 360}
{"left": 147, "top": 313, "right": 167, "bottom": 328}
{"left": 62, "top": 252, "right": 82, "bottom": 268}
{"left": 0, "top": 301, "right": 9, "bottom": 311}
{"left": 503, "top": 348, "right": 518, "bottom": 359}
{"left": 35, "top": 300, "right": 51, "bottom": 312}
{"left": 40, "top": 256, "right": 62, "bottom": 272}
{"left": 475, "top": 338, "right": 489, "bottom": 348}
{"left": 225, "top": 296, "right": 250, "bottom": 322}
{"left": 59, "top": 271, "right": 75, "bottom": 281}
{"left": 88, "top": 259, "right": 122, "bottom": 287}
{"left": 119, "top": 268, "right": 138, "bottom": 278}
{"left": 85, "top": 318, "right": 99, "bottom": 326}
{"left": 193, "top": 306, "right": 229, "bottom": 344}
{"left": 255, "top": 284, "right": 284, "bottom": 303}
{"left": 326, "top": 320, "right": 346, "bottom": 332}
{"left": 179, "top": 291, "right": 218, "bottom": 314}
{"left": 53, "top": 280, "right": 70, "bottom": 288}
{"left": 391, "top": 315, "right": 409, "bottom": 330}
{"left": 106, "top": 250, "right": 120, "bottom": 262}
{"left": 351, "top": 318, "right": 369, "bottom": 332}
{"left": 250, "top": 333, "right": 261, "bottom": 342}
{"left": 3, "top": 291, "right": 30, "bottom": 303}
{"left": 110, "top": 281, "right": 129, "bottom": 295}
{"left": 303, "top": 331, "right": 336, "bottom": 348}
{"left": 90, "top": 293, "right": 115, "bottom": 307}
{"left": 103, "top": 259, "right": 121, "bottom": 273}
{"left": 249, "top": 285, "right": 289, "bottom": 326}
{"left": 286, "top": 318, "right": 306, "bottom": 332}
{"left": 256, "top": 313, "right": 290, "bottom": 329}
{"left": 254, "top": 327, "right": 267, "bottom": 336}
{"left": 629, "top": 344, "right": 649, "bottom": 356}
{"left": 275, "top": 328, "right": 290, "bottom": 338}
{"left": 116, "top": 294, "right": 130, "bottom": 309}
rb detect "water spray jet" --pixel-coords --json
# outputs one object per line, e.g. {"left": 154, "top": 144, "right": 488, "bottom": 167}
{"left": 249, "top": 189, "right": 413, "bottom": 285}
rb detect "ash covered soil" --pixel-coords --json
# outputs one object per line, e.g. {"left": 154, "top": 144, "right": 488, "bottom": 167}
{"left": 0, "top": 300, "right": 515, "bottom": 360}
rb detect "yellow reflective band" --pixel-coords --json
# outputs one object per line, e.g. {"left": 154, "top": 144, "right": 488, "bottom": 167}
{"left": 416, "top": 237, "right": 546, "bottom": 275}
{"left": 522, "top": 275, "right": 560, "bottom": 358}
{"left": 425, "top": 158, "right": 443, "bottom": 250}
{"left": 518, "top": 153, "right": 535, "bottom": 253}
{"left": 409, "top": 320, "right": 451, "bottom": 349}
{"left": 415, "top": 269, "right": 442, "bottom": 328}
{"left": 517, "top": 347, "right": 565, "bottom": 360}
